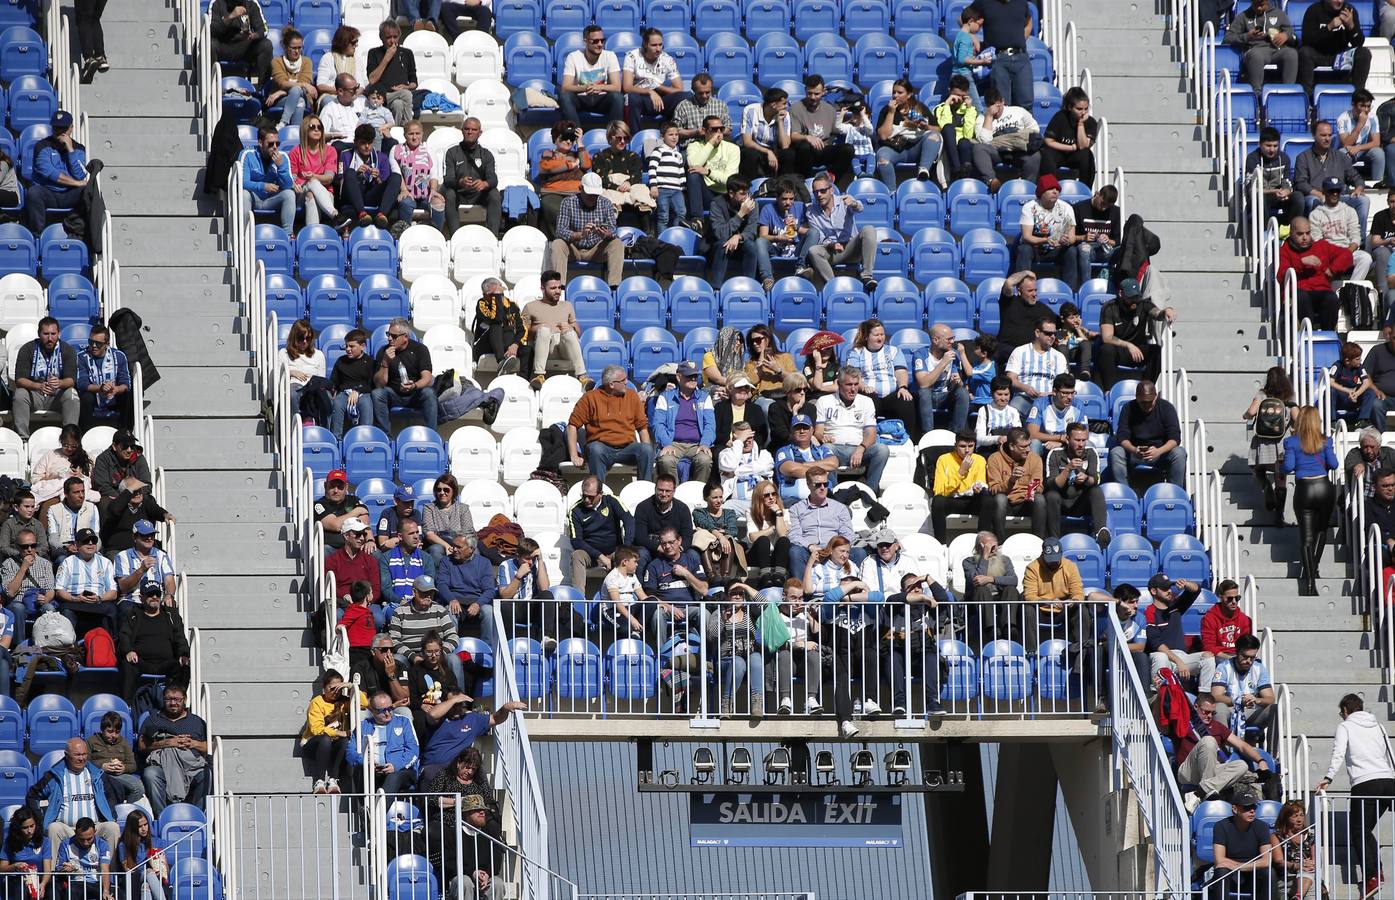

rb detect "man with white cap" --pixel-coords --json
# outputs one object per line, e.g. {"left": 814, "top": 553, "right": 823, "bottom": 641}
{"left": 547, "top": 172, "right": 624, "bottom": 287}
{"left": 112, "top": 520, "right": 175, "bottom": 607}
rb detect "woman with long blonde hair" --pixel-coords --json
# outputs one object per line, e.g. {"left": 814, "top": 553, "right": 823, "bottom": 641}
{"left": 1278, "top": 405, "right": 1338, "bottom": 595}
{"left": 290, "top": 113, "right": 338, "bottom": 225}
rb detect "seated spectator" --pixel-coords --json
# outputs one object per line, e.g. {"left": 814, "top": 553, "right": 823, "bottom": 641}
{"left": 1027, "top": 373, "right": 1087, "bottom": 455}
{"left": 378, "top": 518, "right": 436, "bottom": 621}
{"left": 321, "top": 74, "right": 366, "bottom": 148}
{"left": 931, "top": 75, "right": 979, "bottom": 181}
{"left": 139, "top": 684, "right": 210, "bottom": 815}
{"left": 1362, "top": 334, "right": 1395, "bottom": 429}
{"left": 972, "top": 88, "right": 1041, "bottom": 188}
{"left": 1044, "top": 421, "right": 1108, "bottom": 544}
{"left": 566, "top": 364, "right": 655, "bottom": 480}
{"left": 1071, "top": 184, "right": 1120, "bottom": 286}
{"left": 117, "top": 583, "right": 189, "bottom": 703}
{"left": 592, "top": 121, "right": 654, "bottom": 227}
{"left": 314, "top": 26, "right": 362, "bottom": 104}
{"left": 786, "top": 472, "right": 859, "bottom": 576}
{"left": 915, "top": 324, "right": 972, "bottom": 433}
{"left": 740, "top": 87, "right": 797, "bottom": 181}
{"left": 86, "top": 713, "right": 146, "bottom": 808}
{"left": 347, "top": 691, "right": 420, "bottom": 794}
{"left": 744, "top": 479, "right": 791, "bottom": 577}
{"left": 1347, "top": 426, "right": 1395, "bottom": 495}
{"left": 54, "top": 528, "right": 117, "bottom": 634}
{"left": 1200, "top": 578, "right": 1251, "bottom": 690}
{"left": 436, "top": 534, "right": 496, "bottom": 647}
{"left": 371, "top": 318, "right": 437, "bottom": 428}
{"left": 75, "top": 324, "right": 132, "bottom": 433}
{"left": 693, "top": 483, "right": 746, "bottom": 581}
{"left": 962, "top": 529, "right": 1019, "bottom": 622}
{"left": 1039, "top": 86, "right": 1097, "bottom": 187}
{"left": 1208, "top": 785, "right": 1276, "bottom": 900}
{"left": 652, "top": 361, "right": 716, "bottom": 484}
{"left": 674, "top": 73, "right": 731, "bottom": 148}
{"left": 547, "top": 173, "right": 623, "bottom": 287}
{"left": 1295, "top": 122, "right": 1369, "bottom": 240}
{"left": 339, "top": 123, "right": 404, "bottom": 230}
{"left": 1331, "top": 339, "right": 1379, "bottom": 428}
{"left": 984, "top": 426, "right": 1044, "bottom": 539}
{"left": 536, "top": 119, "right": 592, "bottom": 236}
{"left": 1020, "top": 537, "right": 1087, "bottom": 653}
{"left": 496, "top": 538, "right": 558, "bottom": 646}
{"left": 522, "top": 270, "right": 591, "bottom": 390}
{"left": 363, "top": 20, "right": 416, "bottom": 127}
{"left": 1245, "top": 127, "right": 1303, "bottom": 226}
{"left": 882, "top": 571, "right": 948, "bottom": 718}
{"left": 406, "top": 631, "right": 471, "bottom": 739}
{"left": 1311, "top": 176, "right": 1372, "bottom": 290}
{"left": 391, "top": 120, "right": 445, "bottom": 233}
{"left": 1144, "top": 573, "right": 1207, "bottom": 686}
{"left": 1211, "top": 633, "right": 1276, "bottom": 738}
{"left": 874, "top": 78, "right": 941, "bottom": 189}
{"left": 389, "top": 575, "right": 468, "bottom": 686}
{"left": 34, "top": 426, "right": 94, "bottom": 512}
{"left": 930, "top": 429, "right": 989, "bottom": 543}
{"left": 846, "top": 319, "right": 918, "bottom": 440}
{"left": 1097, "top": 277, "right": 1175, "bottom": 389}
{"left": 686, "top": 114, "right": 739, "bottom": 221}
{"left": 1057, "top": 308, "right": 1091, "bottom": 377}
{"left": 1, "top": 492, "right": 51, "bottom": 563}
{"left": 1005, "top": 317, "right": 1068, "bottom": 418}
{"left": 100, "top": 478, "right": 172, "bottom": 556}
{"left": 1370, "top": 191, "right": 1395, "bottom": 310}
{"left": 1016, "top": 174, "right": 1079, "bottom": 286}
{"left": 54, "top": 816, "right": 112, "bottom": 897}
{"left": 707, "top": 175, "right": 764, "bottom": 285}
{"left": 361, "top": 633, "right": 411, "bottom": 706}
{"left": 768, "top": 579, "right": 823, "bottom": 714}
{"left": 814, "top": 366, "right": 889, "bottom": 492}
{"left": 975, "top": 375, "right": 1023, "bottom": 449}
{"left": 300, "top": 670, "right": 353, "bottom": 794}
{"left": 559, "top": 25, "right": 624, "bottom": 124}
{"left": 774, "top": 413, "right": 838, "bottom": 504}
{"left": 281, "top": 319, "right": 325, "bottom": 414}
{"left": 701, "top": 326, "right": 749, "bottom": 399}
{"left": 41, "top": 739, "right": 122, "bottom": 848}
{"left": 442, "top": 117, "right": 500, "bottom": 235}
{"left": 790, "top": 75, "right": 856, "bottom": 188}
{"left": 289, "top": 114, "right": 339, "bottom": 227}
{"left": 325, "top": 519, "right": 381, "bottom": 617}
{"left": 633, "top": 474, "right": 694, "bottom": 567}
{"left": 471, "top": 277, "right": 525, "bottom": 376}
{"left": 1277, "top": 215, "right": 1350, "bottom": 332}
{"left": 439, "top": 0, "right": 493, "bottom": 38}
{"left": 1109, "top": 379, "right": 1187, "bottom": 487}
{"left": 803, "top": 173, "right": 879, "bottom": 291}
{"left": 112, "top": 519, "right": 175, "bottom": 606}
{"left": 644, "top": 525, "right": 708, "bottom": 648}
{"left": 567, "top": 479, "right": 634, "bottom": 591}
{"left": 3, "top": 527, "right": 55, "bottom": 644}
{"left": 269, "top": 28, "right": 316, "bottom": 128}
{"left": 1091, "top": 583, "right": 1149, "bottom": 691}
{"left": 13, "top": 317, "right": 79, "bottom": 440}
{"left": 713, "top": 372, "right": 766, "bottom": 451}
{"left": 90, "top": 430, "right": 145, "bottom": 509}
{"left": 1297, "top": 0, "right": 1369, "bottom": 97}
{"left": 766, "top": 373, "right": 817, "bottom": 452}
{"left": 717, "top": 421, "right": 773, "bottom": 516}
{"left": 1339, "top": 88, "right": 1385, "bottom": 186}
{"left": 622, "top": 29, "right": 690, "bottom": 130}
{"left": 1272, "top": 801, "right": 1319, "bottom": 900}
{"left": 239, "top": 123, "right": 296, "bottom": 232}
{"left": 966, "top": 335, "right": 1001, "bottom": 405}
{"left": 47, "top": 477, "right": 101, "bottom": 561}
{"left": 707, "top": 581, "right": 762, "bottom": 717}
{"left": 209, "top": 0, "right": 272, "bottom": 85}
{"left": 740, "top": 324, "right": 794, "bottom": 413}
{"left": 1372, "top": 470, "right": 1395, "bottom": 568}
{"left": 860, "top": 531, "right": 916, "bottom": 597}
{"left": 1226, "top": 0, "right": 1297, "bottom": 91}
{"left": 318, "top": 465, "right": 371, "bottom": 553}
{"left": 994, "top": 270, "right": 1054, "bottom": 369}
{"left": 375, "top": 486, "right": 422, "bottom": 554}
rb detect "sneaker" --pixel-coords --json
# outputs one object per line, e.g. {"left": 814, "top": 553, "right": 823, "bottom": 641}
{"left": 356, "top": 212, "right": 373, "bottom": 229}
{"left": 579, "top": 375, "right": 596, "bottom": 391}
{"left": 1183, "top": 791, "right": 1202, "bottom": 814}
{"left": 530, "top": 375, "right": 546, "bottom": 391}
{"left": 96, "top": 56, "right": 110, "bottom": 72}
{"left": 750, "top": 693, "right": 765, "bottom": 719}
{"left": 861, "top": 698, "right": 882, "bottom": 717}
{"left": 892, "top": 704, "right": 907, "bottom": 717}
{"left": 497, "top": 355, "right": 520, "bottom": 376}
{"left": 861, "top": 276, "right": 878, "bottom": 292}
{"left": 326, "top": 777, "right": 341, "bottom": 794}
{"left": 916, "top": 167, "right": 931, "bottom": 181}
{"left": 390, "top": 219, "right": 410, "bottom": 240}
{"left": 720, "top": 696, "right": 734, "bottom": 716}
{"left": 778, "top": 696, "right": 793, "bottom": 715}
{"left": 795, "top": 265, "right": 813, "bottom": 279}
{"left": 313, "top": 778, "right": 327, "bottom": 795}
{"left": 1095, "top": 526, "right": 1111, "bottom": 549}
{"left": 373, "top": 213, "right": 391, "bottom": 229}
{"left": 541, "top": 636, "right": 558, "bottom": 653}
{"left": 840, "top": 720, "right": 860, "bottom": 737}
{"left": 479, "top": 398, "right": 500, "bottom": 426}
{"left": 927, "top": 700, "right": 946, "bottom": 718}
{"left": 805, "top": 698, "right": 823, "bottom": 715}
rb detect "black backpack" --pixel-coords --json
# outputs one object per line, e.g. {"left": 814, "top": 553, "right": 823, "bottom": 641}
{"left": 1253, "top": 398, "right": 1288, "bottom": 441}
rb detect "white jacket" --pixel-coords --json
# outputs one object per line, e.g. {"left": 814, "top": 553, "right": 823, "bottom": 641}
{"left": 1325, "top": 710, "right": 1395, "bottom": 786}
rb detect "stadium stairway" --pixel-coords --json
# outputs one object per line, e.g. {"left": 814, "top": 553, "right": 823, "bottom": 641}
{"left": 1070, "top": 0, "right": 1372, "bottom": 784}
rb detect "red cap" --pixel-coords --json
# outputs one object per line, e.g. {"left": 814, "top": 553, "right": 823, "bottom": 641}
{"left": 326, "top": 468, "right": 348, "bottom": 484}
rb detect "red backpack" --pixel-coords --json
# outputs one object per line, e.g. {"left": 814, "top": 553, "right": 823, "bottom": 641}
{"left": 83, "top": 627, "right": 116, "bottom": 668}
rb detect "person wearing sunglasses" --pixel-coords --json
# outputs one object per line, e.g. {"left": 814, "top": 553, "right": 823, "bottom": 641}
{"left": 559, "top": 25, "right": 624, "bottom": 126}
{"left": 76, "top": 323, "right": 132, "bottom": 433}
{"left": 800, "top": 172, "right": 879, "bottom": 294}
{"left": 238, "top": 123, "right": 296, "bottom": 232}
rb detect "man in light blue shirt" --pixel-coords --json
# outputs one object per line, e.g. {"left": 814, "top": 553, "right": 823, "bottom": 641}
{"left": 1211, "top": 633, "right": 1276, "bottom": 736}
{"left": 800, "top": 173, "right": 879, "bottom": 291}
{"left": 786, "top": 472, "right": 860, "bottom": 576}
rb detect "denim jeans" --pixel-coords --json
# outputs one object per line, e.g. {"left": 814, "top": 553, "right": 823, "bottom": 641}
{"left": 1014, "top": 240, "right": 1080, "bottom": 287}
{"left": 372, "top": 385, "right": 439, "bottom": 429}
{"left": 917, "top": 384, "right": 971, "bottom": 431}
{"left": 245, "top": 189, "right": 296, "bottom": 230}
{"left": 585, "top": 441, "right": 656, "bottom": 481}
{"left": 278, "top": 85, "right": 308, "bottom": 127}
{"left": 396, "top": 0, "right": 443, "bottom": 20}
{"left": 330, "top": 389, "right": 376, "bottom": 436}
{"left": 709, "top": 239, "right": 761, "bottom": 284}
{"left": 558, "top": 89, "right": 625, "bottom": 125}
{"left": 408, "top": 196, "right": 446, "bottom": 231}
{"left": 719, "top": 651, "right": 764, "bottom": 700}
{"left": 828, "top": 442, "right": 889, "bottom": 491}
{"left": 1071, "top": 241, "right": 1113, "bottom": 288}
{"left": 990, "top": 49, "right": 1033, "bottom": 109}
{"left": 654, "top": 187, "right": 686, "bottom": 230}
{"left": 874, "top": 133, "right": 943, "bottom": 190}
{"left": 1353, "top": 146, "right": 1387, "bottom": 184}
{"left": 1108, "top": 444, "right": 1188, "bottom": 488}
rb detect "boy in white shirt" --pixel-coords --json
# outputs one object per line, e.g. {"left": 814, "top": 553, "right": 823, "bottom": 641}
{"left": 601, "top": 548, "right": 648, "bottom": 639}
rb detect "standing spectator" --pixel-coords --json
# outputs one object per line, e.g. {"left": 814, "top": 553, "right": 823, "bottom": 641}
{"left": 978, "top": 0, "right": 1033, "bottom": 108}
{"left": 685, "top": 114, "right": 740, "bottom": 220}
{"left": 706, "top": 176, "right": 763, "bottom": 285}
{"left": 754, "top": 179, "right": 806, "bottom": 290}
{"left": 647, "top": 123, "right": 688, "bottom": 231}
{"left": 347, "top": 692, "right": 419, "bottom": 794}
{"left": 951, "top": 4, "right": 990, "bottom": 109}
{"left": 75, "top": 324, "right": 132, "bottom": 434}
{"left": 1043, "top": 422, "right": 1108, "bottom": 544}
{"left": 789, "top": 75, "right": 856, "bottom": 188}
{"left": 984, "top": 427, "right": 1044, "bottom": 540}
{"left": 1294, "top": 122, "right": 1369, "bottom": 239}
{"left": 139, "top": 685, "right": 210, "bottom": 815}
{"left": 1096, "top": 277, "right": 1176, "bottom": 388}
{"left": 300, "top": 670, "right": 352, "bottom": 794}
{"left": 1246, "top": 127, "right": 1303, "bottom": 226}
{"left": 873, "top": 78, "right": 941, "bottom": 189}
{"left": 420, "top": 475, "right": 474, "bottom": 567}
{"left": 846, "top": 319, "right": 917, "bottom": 438}
{"left": 116, "top": 584, "right": 189, "bottom": 703}
{"left": 209, "top": 0, "right": 272, "bottom": 86}
{"left": 786, "top": 472, "right": 859, "bottom": 577}
{"left": 1208, "top": 785, "right": 1276, "bottom": 900}
{"left": 707, "top": 582, "right": 763, "bottom": 716}
{"left": 559, "top": 25, "right": 623, "bottom": 124}
{"left": 364, "top": 20, "right": 416, "bottom": 126}
{"left": 1015, "top": 174, "right": 1078, "bottom": 285}
{"left": 1338, "top": 89, "right": 1385, "bottom": 185}
{"left": 1298, "top": 0, "right": 1369, "bottom": 97}
{"left": 930, "top": 430, "right": 989, "bottom": 543}
{"left": 372, "top": 318, "right": 437, "bottom": 429}
{"left": 269, "top": 29, "right": 316, "bottom": 128}
{"left": 392, "top": 120, "right": 446, "bottom": 233}
{"left": 1277, "top": 215, "right": 1350, "bottom": 331}
{"left": 1317, "top": 692, "right": 1395, "bottom": 898}
{"left": 1279, "top": 406, "right": 1339, "bottom": 596}
{"left": 26, "top": 112, "right": 89, "bottom": 237}
{"left": 652, "top": 361, "right": 716, "bottom": 485}
{"left": 1362, "top": 332, "right": 1395, "bottom": 427}
{"left": 1039, "top": 87, "right": 1097, "bottom": 187}
{"left": 442, "top": 117, "right": 500, "bottom": 235}
{"left": 75, "top": 0, "right": 109, "bottom": 80}
{"left": 1243, "top": 366, "right": 1296, "bottom": 522}
{"left": 622, "top": 29, "right": 690, "bottom": 129}
{"left": 291, "top": 114, "right": 339, "bottom": 227}
{"left": 1211, "top": 633, "right": 1276, "bottom": 737}
{"left": 1175, "top": 694, "right": 1267, "bottom": 810}
{"left": 813, "top": 366, "right": 889, "bottom": 492}
{"left": 1347, "top": 426, "right": 1395, "bottom": 495}
{"left": 1309, "top": 176, "right": 1371, "bottom": 284}
{"left": 522, "top": 271, "right": 590, "bottom": 391}
{"left": 566, "top": 475, "right": 634, "bottom": 588}
{"left": 339, "top": 124, "right": 404, "bottom": 230}
{"left": 740, "top": 88, "right": 796, "bottom": 180}
{"left": 802, "top": 173, "right": 879, "bottom": 291}
{"left": 1108, "top": 380, "right": 1187, "bottom": 487}
{"left": 1004, "top": 317, "right": 1068, "bottom": 417}
{"left": 1071, "top": 184, "right": 1121, "bottom": 286}
{"left": 1225, "top": 0, "right": 1297, "bottom": 92}
{"left": 566, "top": 365, "right": 655, "bottom": 480}
{"left": 774, "top": 413, "right": 837, "bottom": 504}
{"left": 932, "top": 76, "right": 979, "bottom": 181}
{"left": 971, "top": 88, "right": 1041, "bottom": 187}
{"left": 547, "top": 173, "right": 623, "bottom": 287}
{"left": 238, "top": 126, "right": 296, "bottom": 232}
{"left": 1200, "top": 580, "right": 1252, "bottom": 692}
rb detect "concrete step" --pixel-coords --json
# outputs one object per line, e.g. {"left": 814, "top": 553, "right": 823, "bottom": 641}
{"left": 1287, "top": 682, "right": 1392, "bottom": 728}
{"left": 1270, "top": 631, "right": 1377, "bottom": 670}
{"left": 201, "top": 629, "right": 319, "bottom": 680}
{"left": 122, "top": 266, "right": 234, "bottom": 289}
{"left": 1167, "top": 271, "right": 1254, "bottom": 294}
{"left": 102, "top": 0, "right": 182, "bottom": 23}
{"left": 81, "top": 69, "right": 198, "bottom": 118}
{"left": 1151, "top": 235, "right": 1247, "bottom": 264}
{"left": 1075, "top": 45, "right": 1178, "bottom": 77}
{"left": 206, "top": 680, "right": 319, "bottom": 734}
{"left": 178, "top": 522, "right": 296, "bottom": 545}
{"left": 97, "top": 20, "right": 185, "bottom": 66}
{"left": 1250, "top": 595, "right": 1364, "bottom": 630}
{"left": 141, "top": 366, "right": 260, "bottom": 417}
{"left": 1169, "top": 319, "right": 1268, "bottom": 342}
{"left": 1182, "top": 370, "right": 1274, "bottom": 421}
{"left": 149, "top": 418, "right": 275, "bottom": 469}
{"left": 91, "top": 134, "right": 204, "bottom": 168}
{"left": 159, "top": 469, "right": 281, "bottom": 500}
{"left": 1148, "top": 220, "right": 1241, "bottom": 242}
{"left": 182, "top": 552, "right": 302, "bottom": 576}
{"left": 1168, "top": 293, "right": 1267, "bottom": 322}
{"left": 220, "top": 738, "right": 323, "bottom": 793}
{"left": 178, "top": 538, "right": 301, "bottom": 568}
{"left": 1106, "top": 123, "right": 1207, "bottom": 160}
{"left": 109, "top": 222, "right": 226, "bottom": 267}
{"left": 1088, "top": 77, "right": 1196, "bottom": 124}
{"left": 167, "top": 493, "right": 291, "bottom": 523}
{"left": 188, "top": 597, "right": 309, "bottom": 630}
{"left": 138, "top": 323, "right": 249, "bottom": 369}
{"left": 1171, "top": 334, "right": 1272, "bottom": 373}
{"left": 100, "top": 166, "right": 218, "bottom": 217}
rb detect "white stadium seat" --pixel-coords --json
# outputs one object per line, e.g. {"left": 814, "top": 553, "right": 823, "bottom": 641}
{"left": 422, "top": 324, "right": 473, "bottom": 378}
{"left": 398, "top": 224, "right": 450, "bottom": 284}
{"left": 500, "top": 426, "right": 543, "bottom": 486}
{"left": 499, "top": 225, "right": 547, "bottom": 284}
{"left": 487, "top": 374, "right": 539, "bottom": 434}
{"left": 462, "top": 477, "right": 510, "bottom": 524}
{"left": 0, "top": 274, "right": 44, "bottom": 331}
{"left": 410, "top": 274, "right": 464, "bottom": 330}
{"left": 448, "top": 425, "right": 500, "bottom": 482}
{"left": 538, "top": 374, "right": 582, "bottom": 427}
{"left": 403, "top": 30, "right": 452, "bottom": 82}
{"left": 451, "top": 224, "right": 502, "bottom": 283}
{"left": 452, "top": 31, "right": 503, "bottom": 88}
{"left": 513, "top": 479, "right": 567, "bottom": 533}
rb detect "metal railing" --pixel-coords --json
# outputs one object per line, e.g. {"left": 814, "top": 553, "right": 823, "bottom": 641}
{"left": 173, "top": 0, "right": 221, "bottom": 147}
{"left": 1310, "top": 791, "right": 1395, "bottom": 899}
{"left": 580, "top": 896, "right": 814, "bottom": 900}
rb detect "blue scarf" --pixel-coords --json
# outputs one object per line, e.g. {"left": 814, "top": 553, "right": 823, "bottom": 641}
{"left": 30, "top": 343, "right": 62, "bottom": 381}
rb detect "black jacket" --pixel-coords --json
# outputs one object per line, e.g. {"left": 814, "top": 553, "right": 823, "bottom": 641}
{"left": 109, "top": 308, "right": 160, "bottom": 389}
{"left": 117, "top": 606, "right": 189, "bottom": 661}
{"left": 632, "top": 497, "right": 693, "bottom": 555}
{"left": 100, "top": 491, "right": 171, "bottom": 554}
{"left": 209, "top": 0, "right": 268, "bottom": 42}
{"left": 714, "top": 399, "right": 767, "bottom": 448}
{"left": 765, "top": 399, "right": 816, "bottom": 453}
{"left": 443, "top": 142, "right": 499, "bottom": 194}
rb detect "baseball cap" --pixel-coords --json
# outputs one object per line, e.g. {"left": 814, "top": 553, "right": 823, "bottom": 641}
{"left": 580, "top": 172, "right": 603, "bottom": 195}
{"left": 51, "top": 110, "right": 72, "bottom": 130}
{"left": 1035, "top": 174, "right": 1060, "bottom": 196}
{"left": 75, "top": 528, "right": 98, "bottom": 545}
{"left": 140, "top": 581, "right": 163, "bottom": 597}
{"left": 676, "top": 360, "right": 699, "bottom": 377}
{"left": 132, "top": 519, "right": 157, "bottom": 536}
{"left": 1322, "top": 175, "right": 1344, "bottom": 192}
{"left": 791, "top": 414, "right": 813, "bottom": 429}
{"left": 1040, "top": 537, "right": 1062, "bottom": 563}
{"left": 325, "top": 469, "right": 348, "bottom": 485}
{"left": 1231, "top": 784, "right": 1261, "bottom": 808}
{"left": 1148, "top": 573, "right": 1173, "bottom": 591}
{"left": 339, "top": 518, "right": 369, "bottom": 534}
{"left": 1119, "top": 277, "right": 1142, "bottom": 298}
{"left": 413, "top": 575, "right": 437, "bottom": 593}
{"left": 394, "top": 486, "right": 415, "bottom": 502}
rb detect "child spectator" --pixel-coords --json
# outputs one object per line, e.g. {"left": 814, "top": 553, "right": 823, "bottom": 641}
{"left": 960, "top": 335, "right": 999, "bottom": 409}
{"left": 600, "top": 548, "right": 649, "bottom": 641}
{"left": 339, "top": 580, "right": 377, "bottom": 674}
{"left": 1330, "top": 340, "right": 1373, "bottom": 426}
{"left": 974, "top": 375, "right": 1021, "bottom": 449}
{"left": 358, "top": 86, "right": 396, "bottom": 154}
{"left": 951, "top": 4, "right": 992, "bottom": 110}
{"left": 1056, "top": 303, "right": 1097, "bottom": 378}
{"left": 646, "top": 122, "right": 687, "bottom": 231}
{"left": 329, "top": 328, "right": 375, "bottom": 437}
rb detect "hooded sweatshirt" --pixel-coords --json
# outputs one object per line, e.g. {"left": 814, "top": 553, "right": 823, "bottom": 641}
{"left": 1325, "top": 710, "right": 1395, "bottom": 786}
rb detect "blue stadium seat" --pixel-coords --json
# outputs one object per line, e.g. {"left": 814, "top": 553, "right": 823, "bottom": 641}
{"left": 307, "top": 274, "right": 356, "bottom": 330}
{"left": 0, "top": 222, "right": 35, "bottom": 276}
{"left": 925, "top": 276, "right": 973, "bottom": 330}
{"left": 543, "top": 0, "right": 588, "bottom": 37}
{"left": 1026, "top": 35, "right": 1054, "bottom": 83}
{"left": 1036, "top": 277, "right": 1073, "bottom": 315}
{"left": 1192, "top": 800, "right": 1233, "bottom": 864}
{"left": 292, "top": 0, "right": 339, "bottom": 30}
{"left": 1099, "top": 483, "right": 1142, "bottom": 536}
{"left": 342, "top": 425, "right": 394, "bottom": 483}
{"left": 581, "top": 326, "right": 628, "bottom": 379}
{"left": 1076, "top": 277, "right": 1111, "bottom": 331}
{"left": 1142, "top": 482, "right": 1195, "bottom": 542}
{"left": 1108, "top": 379, "right": 1139, "bottom": 429}
{"left": 354, "top": 476, "right": 395, "bottom": 521}
{"left": 793, "top": 0, "right": 839, "bottom": 40}
{"left": 0, "top": 27, "right": 45, "bottom": 84}
{"left": 1058, "top": 533, "right": 1106, "bottom": 586}
{"left": 1160, "top": 534, "right": 1211, "bottom": 586}
{"left": 1031, "top": 81, "right": 1062, "bottom": 128}
{"left": 0, "top": 752, "right": 30, "bottom": 806}
{"left": 630, "top": 326, "right": 682, "bottom": 382}
{"left": 347, "top": 226, "right": 397, "bottom": 280}
{"left": 910, "top": 226, "right": 959, "bottom": 282}
{"left": 896, "top": 179, "right": 944, "bottom": 231}
{"left": 9, "top": 74, "right": 56, "bottom": 130}
{"left": 568, "top": 276, "right": 615, "bottom": 330}
{"left": 1261, "top": 83, "right": 1309, "bottom": 135}
{"left": 981, "top": 640, "right": 1030, "bottom": 701}
{"left": 1075, "top": 379, "right": 1107, "bottom": 421}
{"left": 606, "top": 639, "right": 659, "bottom": 699}
{"left": 947, "top": 181, "right": 996, "bottom": 237}
{"left": 1107, "top": 533, "right": 1157, "bottom": 590}
{"left": 995, "top": 178, "right": 1036, "bottom": 240}
{"left": 457, "top": 637, "right": 494, "bottom": 697}
{"left": 395, "top": 426, "right": 447, "bottom": 484}
{"left": 16, "top": 123, "right": 47, "bottom": 183}
{"left": 301, "top": 26, "right": 334, "bottom": 64}
{"left": 904, "top": 33, "right": 950, "bottom": 89}
{"left": 754, "top": 33, "right": 803, "bottom": 86}
{"left": 506, "top": 637, "right": 550, "bottom": 698}
{"left": 553, "top": 638, "right": 603, "bottom": 698}
{"left": 657, "top": 227, "right": 706, "bottom": 276}
{"left": 1224, "top": 86, "right": 1258, "bottom": 131}
{"left": 25, "top": 695, "right": 77, "bottom": 755}
{"left": 804, "top": 33, "right": 853, "bottom": 84}
{"left": 847, "top": 177, "right": 893, "bottom": 228}
{"left": 717, "top": 76, "right": 761, "bottom": 125}
{"left": 46, "top": 274, "right": 98, "bottom": 328}
{"left": 617, "top": 276, "right": 667, "bottom": 331}
{"left": 770, "top": 276, "right": 821, "bottom": 329}
{"left": 264, "top": 274, "right": 306, "bottom": 323}
{"left": 358, "top": 274, "right": 409, "bottom": 330}
{"left": 667, "top": 277, "right": 719, "bottom": 334}
{"left": 579, "top": 127, "right": 608, "bottom": 158}
{"left": 853, "top": 32, "right": 903, "bottom": 87}
{"left": 891, "top": 0, "right": 937, "bottom": 37}
{"left": 645, "top": 0, "right": 691, "bottom": 31}
{"left": 784, "top": 326, "right": 817, "bottom": 356}
{"left": 1035, "top": 638, "right": 1073, "bottom": 700}
{"left": 301, "top": 425, "right": 342, "bottom": 480}
{"left": 843, "top": 0, "right": 890, "bottom": 38}
{"left": 664, "top": 30, "right": 702, "bottom": 81}
{"left": 694, "top": 0, "right": 742, "bottom": 39}
{"left": 720, "top": 277, "right": 769, "bottom": 330}
{"left": 874, "top": 277, "right": 924, "bottom": 331}
{"left": 495, "top": 0, "right": 543, "bottom": 35}
{"left": 296, "top": 225, "right": 346, "bottom": 279}
{"left": 386, "top": 854, "right": 438, "bottom": 900}
{"left": 254, "top": 224, "right": 295, "bottom": 277}
{"left": 595, "top": 0, "right": 642, "bottom": 32}
{"left": 318, "top": 322, "right": 350, "bottom": 369}
{"left": 960, "top": 227, "right": 1010, "bottom": 284}
{"left": 503, "top": 32, "right": 553, "bottom": 84}
{"left": 938, "top": 638, "right": 977, "bottom": 700}
{"left": 60, "top": 323, "right": 91, "bottom": 349}
{"left": 823, "top": 277, "right": 872, "bottom": 332}
{"left": 744, "top": 0, "right": 791, "bottom": 37}
{"left": 681, "top": 325, "right": 718, "bottom": 367}
{"left": 0, "top": 697, "right": 20, "bottom": 753}
{"left": 37, "top": 223, "right": 87, "bottom": 279}
{"left": 973, "top": 277, "right": 1003, "bottom": 332}
{"left": 705, "top": 33, "right": 754, "bottom": 84}
{"left": 1313, "top": 84, "right": 1355, "bottom": 126}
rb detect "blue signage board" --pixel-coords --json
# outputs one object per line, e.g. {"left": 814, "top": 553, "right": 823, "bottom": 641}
{"left": 689, "top": 792, "right": 904, "bottom": 848}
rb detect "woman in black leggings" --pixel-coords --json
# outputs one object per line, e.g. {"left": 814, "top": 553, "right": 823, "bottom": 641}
{"left": 1278, "top": 406, "right": 1339, "bottom": 596}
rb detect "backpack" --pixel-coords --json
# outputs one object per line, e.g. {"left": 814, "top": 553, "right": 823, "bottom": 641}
{"left": 83, "top": 627, "right": 116, "bottom": 668}
{"left": 31, "top": 611, "right": 75, "bottom": 648}
{"left": 1253, "top": 398, "right": 1288, "bottom": 441}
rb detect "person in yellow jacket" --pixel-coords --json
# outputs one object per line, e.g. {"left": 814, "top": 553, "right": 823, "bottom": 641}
{"left": 300, "top": 669, "right": 364, "bottom": 794}
{"left": 931, "top": 75, "right": 981, "bottom": 181}
{"left": 929, "top": 430, "right": 988, "bottom": 542}
{"left": 1020, "top": 537, "right": 1089, "bottom": 663}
